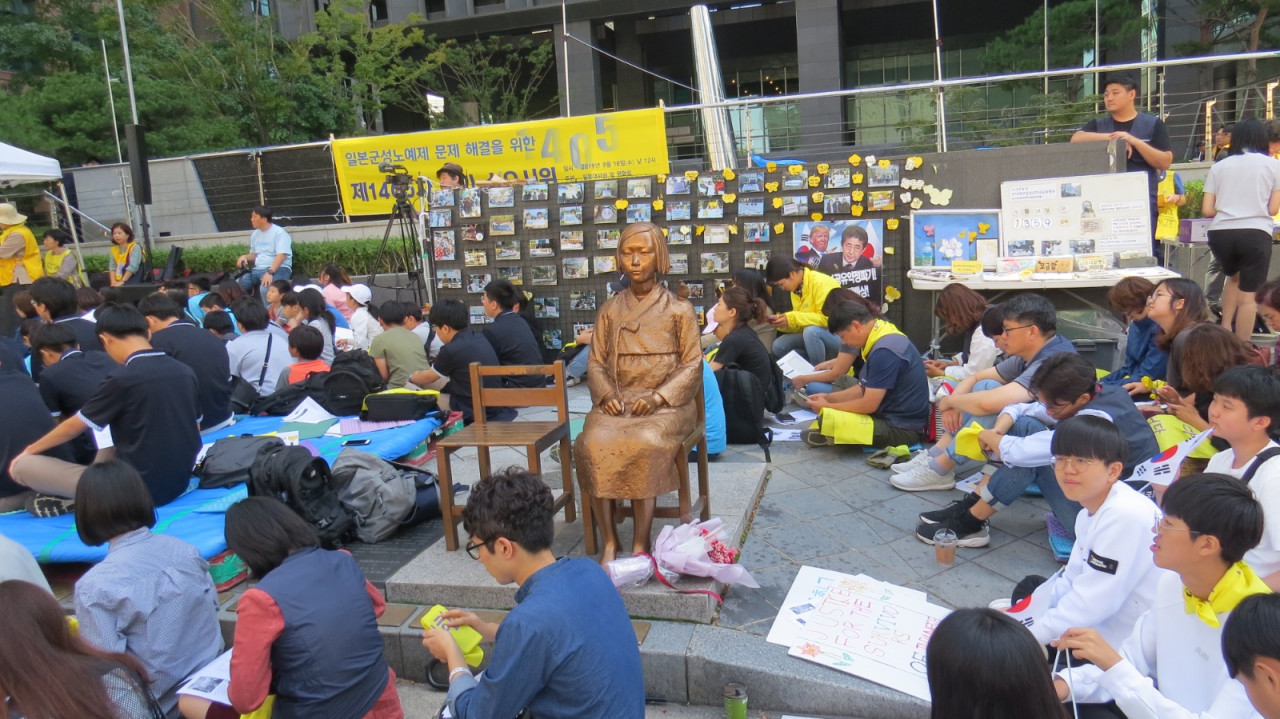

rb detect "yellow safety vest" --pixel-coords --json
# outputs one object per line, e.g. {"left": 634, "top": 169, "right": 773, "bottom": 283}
{"left": 0, "top": 223, "right": 44, "bottom": 286}
{"left": 43, "top": 248, "right": 84, "bottom": 287}
{"left": 1155, "top": 173, "right": 1181, "bottom": 241}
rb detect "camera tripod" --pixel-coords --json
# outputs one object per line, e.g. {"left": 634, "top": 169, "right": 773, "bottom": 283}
{"left": 367, "top": 196, "right": 431, "bottom": 308}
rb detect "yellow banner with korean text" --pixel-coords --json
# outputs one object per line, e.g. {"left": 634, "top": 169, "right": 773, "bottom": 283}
{"left": 331, "top": 108, "right": 670, "bottom": 217}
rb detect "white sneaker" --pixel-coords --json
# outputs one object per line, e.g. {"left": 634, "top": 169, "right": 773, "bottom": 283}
{"left": 890, "top": 451, "right": 932, "bottom": 474}
{"left": 890, "top": 463, "right": 956, "bottom": 492}
{"left": 988, "top": 598, "right": 1013, "bottom": 612}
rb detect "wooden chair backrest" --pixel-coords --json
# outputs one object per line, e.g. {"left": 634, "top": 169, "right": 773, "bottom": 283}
{"left": 468, "top": 360, "right": 568, "bottom": 424}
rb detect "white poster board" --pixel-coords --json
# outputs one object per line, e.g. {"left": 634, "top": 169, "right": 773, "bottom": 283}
{"left": 1000, "top": 172, "right": 1151, "bottom": 257}
{"left": 767, "top": 566, "right": 950, "bottom": 702}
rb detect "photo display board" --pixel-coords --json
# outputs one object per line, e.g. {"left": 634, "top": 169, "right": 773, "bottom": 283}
{"left": 999, "top": 172, "right": 1151, "bottom": 257}
{"left": 908, "top": 210, "right": 1001, "bottom": 270}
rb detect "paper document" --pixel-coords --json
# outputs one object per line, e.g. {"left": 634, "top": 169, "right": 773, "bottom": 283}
{"left": 93, "top": 426, "right": 114, "bottom": 450}
{"left": 775, "top": 351, "right": 816, "bottom": 380}
{"left": 177, "top": 650, "right": 233, "bottom": 705}
{"left": 773, "top": 429, "right": 805, "bottom": 442}
{"left": 283, "top": 397, "right": 337, "bottom": 424}
{"left": 773, "top": 409, "right": 817, "bottom": 425}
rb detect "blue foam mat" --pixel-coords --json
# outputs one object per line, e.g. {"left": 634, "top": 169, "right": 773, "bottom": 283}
{"left": 1, "top": 414, "right": 443, "bottom": 564}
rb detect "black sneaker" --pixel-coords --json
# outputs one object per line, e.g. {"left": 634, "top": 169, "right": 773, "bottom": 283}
{"left": 918, "top": 493, "right": 981, "bottom": 525}
{"left": 915, "top": 511, "right": 989, "bottom": 548}
{"left": 25, "top": 493, "right": 74, "bottom": 518}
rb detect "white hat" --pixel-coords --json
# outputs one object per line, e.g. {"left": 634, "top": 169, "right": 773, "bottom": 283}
{"left": 341, "top": 284, "right": 372, "bottom": 306}
{"left": 0, "top": 203, "right": 27, "bottom": 225}
{"left": 292, "top": 283, "right": 323, "bottom": 293}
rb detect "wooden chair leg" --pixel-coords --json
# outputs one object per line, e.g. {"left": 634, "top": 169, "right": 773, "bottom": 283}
{"left": 436, "top": 447, "right": 459, "bottom": 552}
{"left": 580, "top": 484, "right": 598, "bottom": 556}
{"left": 478, "top": 447, "right": 492, "bottom": 482}
{"left": 676, "top": 453, "right": 692, "bottom": 522}
{"left": 697, "top": 442, "right": 711, "bottom": 520}
{"left": 559, "top": 437, "right": 576, "bottom": 524}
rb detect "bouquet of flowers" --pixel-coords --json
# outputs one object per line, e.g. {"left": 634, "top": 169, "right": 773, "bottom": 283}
{"left": 650, "top": 518, "right": 759, "bottom": 588}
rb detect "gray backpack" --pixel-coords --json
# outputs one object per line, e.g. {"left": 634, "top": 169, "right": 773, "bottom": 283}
{"left": 330, "top": 449, "right": 416, "bottom": 543}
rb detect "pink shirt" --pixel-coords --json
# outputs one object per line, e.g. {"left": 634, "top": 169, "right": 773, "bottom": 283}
{"left": 323, "top": 284, "right": 353, "bottom": 320}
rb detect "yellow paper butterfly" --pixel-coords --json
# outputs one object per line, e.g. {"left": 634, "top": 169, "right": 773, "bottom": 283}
{"left": 811, "top": 212, "right": 824, "bottom": 221}
{"left": 765, "top": 181, "right": 779, "bottom": 193}
{"left": 851, "top": 190, "right": 865, "bottom": 202}
{"left": 878, "top": 159, "right": 891, "bottom": 169}
{"left": 886, "top": 218, "right": 900, "bottom": 230}
{"left": 967, "top": 231, "right": 977, "bottom": 241}
{"left": 696, "top": 225, "right": 706, "bottom": 235}
{"left": 652, "top": 199, "right": 665, "bottom": 211}
{"left": 811, "top": 192, "right": 825, "bottom": 203}
{"left": 723, "top": 193, "right": 737, "bottom": 204}
{"left": 849, "top": 154, "right": 863, "bottom": 167}
{"left": 788, "top": 165, "right": 803, "bottom": 176}
{"left": 615, "top": 200, "right": 629, "bottom": 210}
{"left": 772, "top": 197, "right": 783, "bottom": 209}
{"left": 773, "top": 223, "right": 785, "bottom": 234}
{"left": 978, "top": 222, "right": 991, "bottom": 234}
{"left": 852, "top": 173, "right": 864, "bottom": 185}
{"left": 722, "top": 168, "right": 736, "bottom": 181}
{"left": 807, "top": 175, "right": 821, "bottom": 187}
{"left": 816, "top": 163, "right": 830, "bottom": 175}
{"left": 766, "top": 162, "right": 778, "bottom": 172}
{"left": 728, "top": 225, "right": 739, "bottom": 234}
{"left": 850, "top": 205, "right": 864, "bottom": 217}
{"left": 657, "top": 174, "right": 667, "bottom": 183}
{"left": 884, "top": 286, "right": 902, "bottom": 302}
{"left": 684, "top": 170, "right": 699, "bottom": 181}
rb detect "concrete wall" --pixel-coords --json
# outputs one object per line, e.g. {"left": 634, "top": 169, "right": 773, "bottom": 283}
{"left": 70, "top": 160, "right": 218, "bottom": 242}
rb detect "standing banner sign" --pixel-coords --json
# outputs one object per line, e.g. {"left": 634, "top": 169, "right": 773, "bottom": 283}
{"left": 332, "top": 108, "right": 670, "bottom": 217}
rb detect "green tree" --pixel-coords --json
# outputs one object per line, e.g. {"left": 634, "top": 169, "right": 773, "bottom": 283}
{"left": 423, "top": 34, "right": 559, "bottom": 127}
{"left": 1170, "top": 0, "right": 1280, "bottom": 117}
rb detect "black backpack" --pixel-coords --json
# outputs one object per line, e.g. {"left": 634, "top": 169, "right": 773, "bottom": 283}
{"left": 763, "top": 353, "right": 787, "bottom": 415}
{"left": 323, "top": 350, "right": 385, "bottom": 416}
{"left": 714, "top": 365, "right": 773, "bottom": 463}
{"left": 248, "top": 445, "right": 355, "bottom": 548}
{"left": 195, "top": 435, "right": 284, "bottom": 489}
{"left": 250, "top": 372, "right": 330, "bottom": 416}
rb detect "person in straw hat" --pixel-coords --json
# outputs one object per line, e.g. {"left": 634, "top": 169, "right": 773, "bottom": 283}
{"left": 0, "top": 202, "right": 45, "bottom": 336}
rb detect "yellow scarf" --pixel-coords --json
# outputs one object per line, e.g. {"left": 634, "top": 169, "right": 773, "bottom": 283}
{"left": 860, "top": 319, "right": 906, "bottom": 362}
{"left": 1183, "top": 561, "right": 1271, "bottom": 628}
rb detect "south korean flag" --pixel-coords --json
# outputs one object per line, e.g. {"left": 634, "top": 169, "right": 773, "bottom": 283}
{"left": 1130, "top": 428, "right": 1215, "bottom": 488}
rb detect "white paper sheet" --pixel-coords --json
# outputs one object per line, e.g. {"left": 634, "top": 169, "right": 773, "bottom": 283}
{"left": 775, "top": 350, "right": 816, "bottom": 380}
{"left": 93, "top": 426, "right": 114, "bottom": 450}
{"left": 177, "top": 650, "right": 233, "bottom": 705}
{"left": 283, "top": 397, "right": 337, "bottom": 424}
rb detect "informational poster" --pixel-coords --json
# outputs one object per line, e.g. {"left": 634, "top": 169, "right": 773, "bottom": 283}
{"left": 792, "top": 219, "right": 884, "bottom": 304}
{"left": 333, "top": 108, "right": 670, "bottom": 216}
{"left": 909, "top": 210, "right": 1001, "bottom": 269}
{"left": 767, "top": 566, "right": 950, "bottom": 702}
{"left": 999, "top": 172, "right": 1151, "bottom": 256}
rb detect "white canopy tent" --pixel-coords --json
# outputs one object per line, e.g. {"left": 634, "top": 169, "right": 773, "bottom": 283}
{"left": 0, "top": 141, "right": 87, "bottom": 282}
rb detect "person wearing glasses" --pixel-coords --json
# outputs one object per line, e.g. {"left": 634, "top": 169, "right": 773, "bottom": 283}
{"left": 421, "top": 467, "right": 644, "bottom": 719}
{"left": 1052, "top": 473, "right": 1267, "bottom": 719}
{"left": 915, "top": 353, "right": 1158, "bottom": 549}
{"left": 993, "top": 416, "right": 1165, "bottom": 652}
{"left": 893, "top": 293, "right": 1077, "bottom": 494}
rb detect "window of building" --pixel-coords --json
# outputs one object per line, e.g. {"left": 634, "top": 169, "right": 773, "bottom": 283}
{"left": 248, "top": 0, "right": 269, "bottom": 16}
{"left": 369, "top": 0, "right": 387, "bottom": 22}
{"left": 425, "top": 0, "right": 446, "bottom": 14}
{"left": 474, "top": 0, "right": 504, "bottom": 10}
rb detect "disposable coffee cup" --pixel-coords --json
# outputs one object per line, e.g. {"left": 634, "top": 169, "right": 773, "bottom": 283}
{"left": 723, "top": 682, "right": 747, "bottom": 719}
{"left": 934, "top": 528, "right": 957, "bottom": 567}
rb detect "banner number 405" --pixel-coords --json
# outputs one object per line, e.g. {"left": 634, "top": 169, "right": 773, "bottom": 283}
{"left": 531, "top": 117, "right": 619, "bottom": 169}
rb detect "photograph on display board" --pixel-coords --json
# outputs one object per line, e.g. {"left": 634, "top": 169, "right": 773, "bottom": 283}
{"left": 738, "top": 170, "right": 764, "bottom": 193}
{"left": 999, "top": 172, "right": 1152, "bottom": 256}
{"left": 496, "top": 266, "right": 523, "bottom": 285}
{"left": 558, "top": 182, "right": 585, "bottom": 203}
{"left": 701, "top": 251, "right": 730, "bottom": 274}
{"left": 698, "top": 200, "right": 724, "bottom": 219}
{"left": 436, "top": 269, "right": 462, "bottom": 289}
{"left": 570, "top": 291, "right": 596, "bottom": 311}
{"left": 867, "top": 164, "right": 900, "bottom": 187}
{"left": 487, "top": 186, "right": 515, "bottom": 208}
{"left": 666, "top": 200, "right": 692, "bottom": 221}
{"left": 744, "top": 222, "right": 770, "bottom": 242}
{"left": 534, "top": 297, "right": 560, "bottom": 318}
{"left": 824, "top": 194, "right": 852, "bottom": 214}
{"left": 668, "top": 225, "right": 693, "bottom": 245}
{"left": 542, "top": 328, "right": 563, "bottom": 350}
{"left": 466, "top": 273, "right": 492, "bottom": 293}
{"left": 469, "top": 306, "right": 487, "bottom": 324}
{"left": 1041, "top": 239, "right": 1066, "bottom": 256}
{"left": 739, "top": 197, "right": 765, "bottom": 216}
{"left": 428, "top": 209, "right": 452, "bottom": 228}
{"left": 464, "top": 250, "right": 487, "bottom": 267}
{"left": 744, "top": 250, "right": 769, "bottom": 269}
{"left": 793, "top": 219, "right": 884, "bottom": 303}
{"left": 594, "top": 180, "right": 617, "bottom": 199}
{"left": 593, "top": 204, "right": 618, "bottom": 223}
{"left": 460, "top": 223, "right": 486, "bottom": 242}
{"left": 563, "top": 257, "right": 589, "bottom": 279}
{"left": 522, "top": 183, "right": 549, "bottom": 202}
{"left": 594, "top": 256, "right": 618, "bottom": 275}
{"left": 573, "top": 322, "right": 594, "bottom": 337}
{"left": 666, "top": 176, "right": 691, "bottom": 195}
{"left": 531, "top": 265, "right": 557, "bottom": 284}
{"left": 490, "top": 215, "right": 516, "bottom": 235}
{"left": 430, "top": 189, "right": 455, "bottom": 207}
{"left": 781, "top": 195, "right": 808, "bottom": 216}
{"left": 458, "top": 189, "right": 482, "bottom": 218}
{"left": 697, "top": 175, "right": 724, "bottom": 196}
{"left": 597, "top": 229, "right": 620, "bottom": 249}
{"left": 432, "top": 230, "right": 456, "bottom": 261}
{"left": 827, "top": 167, "right": 852, "bottom": 188}
{"left": 523, "top": 207, "right": 549, "bottom": 230}
{"left": 782, "top": 169, "right": 809, "bottom": 190}
{"left": 560, "top": 231, "right": 584, "bottom": 251}
{"left": 866, "top": 190, "right": 894, "bottom": 212}
{"left": 626, "top": 203, "right": 652, "bottom": 223}
{"left": 529, "top": 238, "right": 553, "bottom": 257}
{"left": 703, "top": 225, "right": 730, "bottom": 244}
{"left": 1007, "top": 240, "right": 1035, "bottom": 256}
{"left": 669, "top": 254, "right": 689, "bottom": 274}
{"left": 627, "top": 178, "right": 652, "bottom": 198}
{"left": 908, "top": 210, "right": 1001, "bottom": 269}
{"left": 560, "top": 206, "right": 584, "bottom": 226}
{"left": 495, "top": 240, "right": 521, "bottom": 261}
{"left": 685, "top": 281, "right": 705, "bottom": 299}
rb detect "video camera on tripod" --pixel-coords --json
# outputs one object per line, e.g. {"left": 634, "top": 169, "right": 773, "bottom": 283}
{"left": 378, "top": 161, "right": 415, "bottom": 203}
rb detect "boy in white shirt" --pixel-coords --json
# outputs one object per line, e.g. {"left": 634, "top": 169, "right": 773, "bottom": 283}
{"left": 1003, "top": 415, "right": 1167, "bottom": 648}
{"left": 1206, "top": 365, "right": 1280, "bottom": 589}
{"left": 1053, "top": 472, "right": 1269, "bottom": 719}
{"left": 1223, "top": 593, "right": 1280, "bottom": 719}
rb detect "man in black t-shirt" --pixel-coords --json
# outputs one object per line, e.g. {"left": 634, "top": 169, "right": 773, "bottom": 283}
{"left": 140, "top": 294, "right": 234, "bottom": 432}
{"left": 409, "top": 299, "right": 517, "bottom": 425}
{"left": 481, "top": 279, "right": 546, "bottom": 388}
{"left": 11, "top": 303, "right": 201, "bottom": 516}
{"left": 0, "top": 350, "right": 70, "bottom": 513}
{"left": 29, "top": 323, "right": 116, "bottom": 464}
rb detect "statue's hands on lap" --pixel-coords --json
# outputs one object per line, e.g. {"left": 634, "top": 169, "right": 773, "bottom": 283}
{"left": 601, "top": 397, "right": 625, "bottom": 416}
{"left": 631, "top": 392, "right": 666, "bottom": 417}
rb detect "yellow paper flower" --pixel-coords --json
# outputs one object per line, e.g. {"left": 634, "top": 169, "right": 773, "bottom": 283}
{"left": 884, "top": 285, "right": 902, "bottom": 303}
{"left": 728, "top": 225, "right": 739, "bottom": 234}
{"left": 615, "top": 200, "right": 629, "bottom": 210}
{"left": 773, "top": 223, "right": 785, "bottom": 234}
{"left": 811, "top": 192, "right": 825, "bottom": 203}
{"left": 723, "top": 193, "right": 737, "bottom": 204}
{"left": 766, "top": 162, "right": 778, "bottom": 172}
{"left": 722, "top": 168, "right": 736, "bottom": 181}
{"left": 807, "top": 175, "right": 821, "bottom": 187}
{"left": 788, "top": 164, "right": 803, "bottom": 176}
{"left": 684, "top": 170, "right": 699, "bottom": 181}
{"left": 811, "top": 212, "right": 824, "bottom": 221}
{"left": 851, "top": 190, "right": 865, "bottom": 202}
{"left": 657, "top": 174, "right": 667, "bottom": 183}
{"left": 816, "top": 163, "right": 830, "bottom": 175}
{"left": 850, "top": 204, "right": 864, "bottom": 217}
{"left": 852, "top": 173, "right": 864, "bottom": 185}
{"left": 886, "top": 218, "right": 900, "bottom": 230}
{"left": 848, "top": 154, "right": 862, "bottom": 167}
{"left": 765, "top": 181, "right": 779, "bottom": 193}
{"left": 696, "top": 225, "right": 706, "bottom": 235}
{"left": 772, "top": 197, "right": 783, "bottom": 209}
{"left": 652, "top": 199, "right": 665, "bottom": 211}
{"left": 1141, "top": 376, "right": 1167, "bottom": 400}
{"left": 878, "top": 159, "right": 891, "bottom": 169}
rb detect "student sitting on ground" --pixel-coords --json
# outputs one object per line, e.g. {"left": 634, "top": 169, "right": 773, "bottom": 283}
{"left": 892, "top": 293, "right": 1077, "bottom": 491}
{"left": 28, "top": 276, "right": 104, "bottom": 380}
{"left": 421, "top": 467, "right": 644, "bottom": 719}
{"left": 481, "top": 279, "right": 545, "bottom": 388}
{"left": 186, "top": 277, "right": 211, "bottom": 323}
{"left": 0, "top": 579, "right": 164, "bottom": 718}
{"left": 995, "top": 416, "right": 1165, "bottom": 648}
{"left": 707, "top": 286, "right": 774, "bottom": 396}
{"left": 370, "top": 300, "right": 431, "bottom": 389}
{"left": 1103, "top": 276, "right": 1168, "bottom": 393}
{"left": 280, "top": 287, "right": 336, "bottom": 364}
{"left": 925, "top": 284, "right": 999, "bottom": 395}
{"left": 226, "top": 298, "right": 294, "bottom": 397}
{"left": 763, "top": 254, "right": 843, "bottom": 365}
{"left": 29, "top": 323, "right": 116, "bottom": 464}
{"left": 198, "top": 293, "right": 236, "bottom": 335}
{"left": 1053, "top": 472, "right": 1268, "bottom": 719}
{"left": 926, "top": 608, "right": 1068, "bottom": 719}
{"left": 1205, "top": 366, "right": 1280, "bottom": 589}
{"left": 0, "top": 349, "right": 71, "bottom": 515}
{"left": 11, "top": 303, "right": 201, "bottom": 516}
{"left": 73, "top": 461, "right": 222, "bottom": 715}
{"left": 783, "top": 288, "right": 879, "bottom": 396}
{"left": 203, "top": 309, "right": 235, "bottom": 342}
{"left": 140, "top": 294, "right": 234, "bottom": 433}
{"left": 265, "top": 278, "right": 291, "bottom": 326}
{"left": 341, "top": 283, "right": 382, "bottom": 351}
{"left": 1223, "top": 593, "right": 1280, "bottom": 718}
{"left": 277, "top": 324, "right": 330, "bottom": 387}
{"left": 408, "top": 299, "right": 516, "bottom": 425}
{"left": 178, "top": 498, "right": 402, "bottom": 719}
{"left": 402, "top": 304, "right": 442, "bottom": 361}
{"left": 912, "top": 353, "right": 1159, "bottom": 546}
{"left": 800, "top": 300, "right": 929, "bottom": 449}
